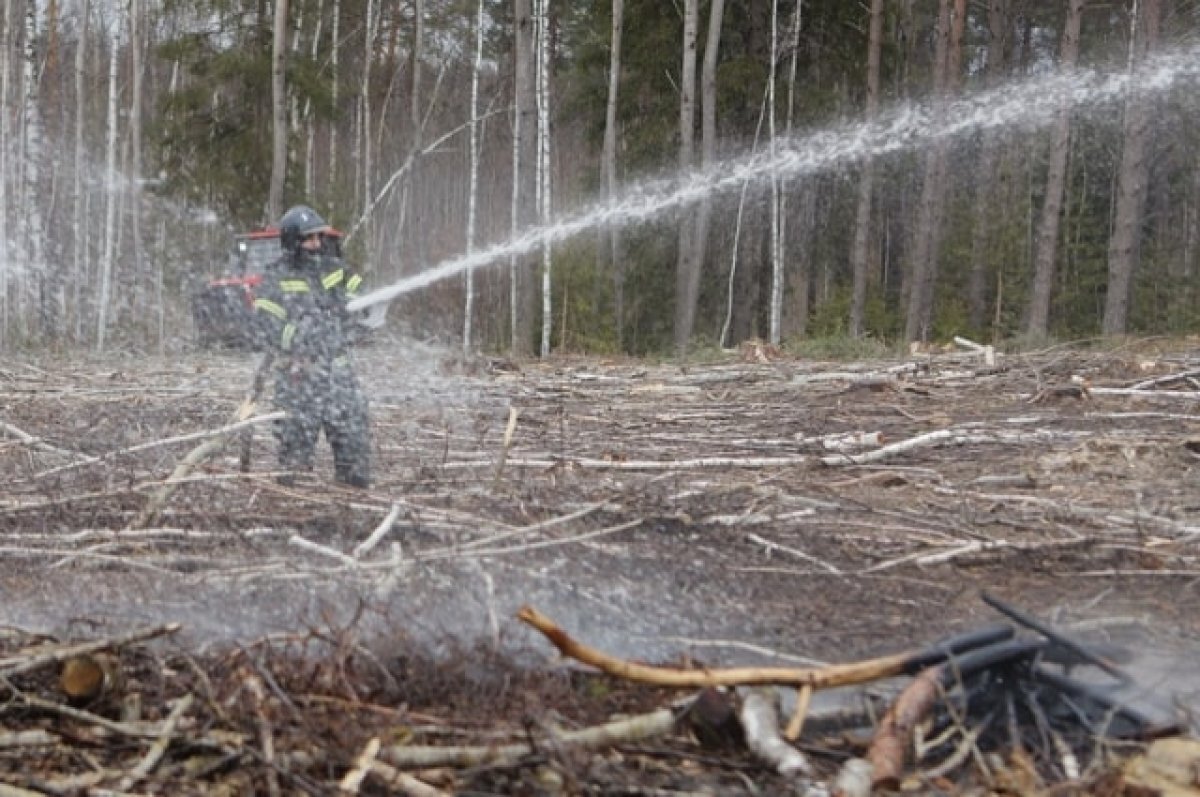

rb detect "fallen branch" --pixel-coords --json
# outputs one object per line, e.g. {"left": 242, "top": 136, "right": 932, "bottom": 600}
{"left": 0, "top": 623, "right": 181, "bottom": 679}
{"left": 35, "top": 411, "right": 285, "bottom": 480}
{"left": 367, "top": 760, "right": 453, "bottom": 796}
{"left": 0, "top": 420, "right": 95, "bottom": 464}
{"left": 738, "top": 688, "right": 811, "bottom": 776}
{"left": 443, "top": 454, "right": 809, "bottom": 471}
{"left": 380, "top": 706, "right": 680, "bottom": 768}
{"left": 519, "top": 605, "right": 925, "bottom": 690}
{"left": 821, "top": 427, "right": 1080, "bottom": 467}
{"left": 115, "top": 694, "right": 194, "bottom": 791}
{"left": 339, "top": 736, "right": 381, "bottom": 793}
{"left": 354, "top": 503, "right": 403, "bottom": 560}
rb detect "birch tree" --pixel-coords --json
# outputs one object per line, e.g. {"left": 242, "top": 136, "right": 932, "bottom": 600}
{"left": 672, "top": 0, "right": 699, "bottom": 355}
{"left": 96, "top": 20, "right": 120, "bottom": 351}
{"left": 767, "top": 0, "right": 782, "bottom": 345}
{"left": 780, "top": 1, "right": 808, "bottom": 340}
{"left": 1103, "top": 0, "right": 1162, "bottom": 335}
{"left": 130, "top": 0, "right": 146, "bottom": 327}
{"left": 463, "top": 0, "right": 484, "bottom": 351}
{"left": 536, "top": 0, "right": 552, "bottom": 356}
{"left": 511, "top": 0, "right": 536, "bottom": 356}
{"left": 602, "top": 0, "right": 624, "bottom": 347}
{"left": 357, "top": 0, "right": 377, "bottom": 224}
{"left": 71, "top": 0, "right": 88, "bottom": 342}
{"left": 848, "top": 0, "right": 882, "bottom": 338}
{"left": 268, "top": 0, "right": 288, "bottom": 220}
{"left": 0, "top": 0, "right": 12, "bottom": 342}
{"left": 18, "top": 0, "right": 44, "bottom": 331}
{"left": 1025, "top": 0, "right": 1083, "bottom": 338}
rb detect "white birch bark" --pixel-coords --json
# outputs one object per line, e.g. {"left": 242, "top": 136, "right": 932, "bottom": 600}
{"left": 602, "top": 0, "right": 623, "bottom": 348}
{"left": 767, "top": 0, "right": 782, "bottom": 345}
{"left": 462, "top": 0, "right": 484, "bottom": 351}
{"left": 303, "top": 0, "right": 326, "bottom": 197}
{"left": 536, "top": 0, "right": 552, "bottom": 356}
{"left": 0, "top": 0, "right": 12, "bottom": 342}
{"left": 672, "top": 0, "right": 698, "bottom": 354}
{"left": 510, "top": 0, "right": 528, "bottom": 353}
{"left": 329, "top": 0, "right": 340, "bottom": 187}
{"left": 71, "top": 0, "right": 88, "bottom": 342}
{"left": 359, "top": 0, "right": 377, "bottom": 222}
{"left": 130, "top": 0, "right": 145, "bottom": 325}
{"left": 18, "top": 0, "right": 44, "bottom": 332}
{"left": 268, "top": 0, "right": 289, "bottom": 220}
{"left": 96, "top": 20, "right": 120, "bottom": 352}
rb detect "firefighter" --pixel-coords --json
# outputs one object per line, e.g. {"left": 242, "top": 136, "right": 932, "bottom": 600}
{"left": 252, "top": 205, "right": 371, "bottom": 488}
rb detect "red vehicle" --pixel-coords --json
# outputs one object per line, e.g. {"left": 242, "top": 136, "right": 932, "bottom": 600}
{"left": 191, "top": 229, "right": 284, "bottom": 349}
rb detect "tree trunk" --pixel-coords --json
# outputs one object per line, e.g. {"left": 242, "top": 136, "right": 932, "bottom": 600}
{"left": 848, "top": 0, "right": 883, "bottom": 337}
{"left": 536, "top": 0, "right": 553, "bottom": 356}
{"left": 903, "top": 0, "right": 958, "bottom": 343}
{"left": 691, "top": 0, "right": 724, "bottom": 344}
{"left": 329, "top": 0, "right": 340, "bottom": 187}
{"left": 463, "top": 0, "right": 484, "bottom": 351}
{"left": 70, "top": 0, "right": 88, "bottom": 343}
{"left": 672, "top": 0, "right": 699, "bottom": 355}
{"left": 510, "top": 0, "right": 537, "bottom": 356}
{"left": 0, "top": 0, "right": 13, "bottom": 344}
{"left": 130, "top": 0, "right": 145, "bottom": 337}
{"left": 1024, "top": 0, "right": 1083, "bottom": 338}
{"left": 96, "top": 23, "right": 119, "bottom": 352}
{"left": 767, "top": 0, "right": 782, "bottom": 345}
{"left": 602, "top": 0, "right": 624, "bottom": 348}
{"left": 966, "top": 0, "right": 1011, "bottom": 332}
{"left": 1103, "top": 0, "right": 1162, "bottom": 335}
{"left": 268, "top": 0, "right": 288, "bottom": 221}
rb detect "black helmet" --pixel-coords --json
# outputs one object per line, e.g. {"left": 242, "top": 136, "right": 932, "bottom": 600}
{"left": 278, "top": 205, "right": 330, "bottom": 254}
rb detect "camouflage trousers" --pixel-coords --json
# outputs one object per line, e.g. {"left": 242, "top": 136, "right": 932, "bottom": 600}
{"left": 272, "top": 358, "right": 371, "bottom": 488}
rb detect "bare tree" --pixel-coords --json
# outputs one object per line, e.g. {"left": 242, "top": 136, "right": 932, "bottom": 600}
{"left": 903, "top": 0, "right": 961, "bottom": 343}
{"left": 18, "top": 0, "right": 44, "bottom": 332}
{"left": 848, "top": 0, "right": 882, "bottom": 338}
{"left": 510, "top": 0, "right": 536, "bottom": 356}
{"left": 602, "top": 0, "right": 624, "bottom": 348}
{"left": 130, "top": 0, "right": 146, "bottom": 333}
{"left": 673, "top": 0, "right": 699, "bottom": 355}
{"left": 0, "top": 0, "right": 12, "bottom": 342}
{"left": 778, "top": 2, "right": 808, "bottom": 340}
{"left": 463, "top": 0, "right": 484, "bottom": 351}
{"left": 966, "top": 0, "right": 1011, "bottom": 332}
{"left": 329, "top": 0, "right": 340, "bottom": 187}
{"left": 536, "top": 0, "right": 552, "bottom": 356}
{"left": 268, "top": 0, "right": 288, "bottom": 220}
{"left": 96, "top": 19, "right": 119, "bottom": 351}
{"left": 1103, "top": 0, "right": 1162, "bottom": 335}
{"left": 71, "top": 0, "right": 88, "bottom": 343}
{"left": 767, "top": 0, "right": 782, "bottom": 345}
{"left": 1025, "top": 0, "right": 1084, "bottom": 338}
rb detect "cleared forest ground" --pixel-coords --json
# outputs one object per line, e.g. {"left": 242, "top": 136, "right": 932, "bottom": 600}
{"left": 0, "top": 337, "right": 1197, "bottom": 793}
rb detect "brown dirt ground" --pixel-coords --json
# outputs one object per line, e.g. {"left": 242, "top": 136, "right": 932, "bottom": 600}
{"left": 1, "top": 337, "right": 1198, "bottom": 793}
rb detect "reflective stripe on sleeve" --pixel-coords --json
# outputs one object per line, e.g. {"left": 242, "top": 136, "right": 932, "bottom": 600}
{"left": 345, "top": 274, "right": 362, "bottom": 294}
{"left": 322, "top": 268, "right": 345, "bottom": 290}
{"left": 254, "top": 298, "right": 287, "bottom": 320}
{"left": 281, "top": 323, "right": 297, "bottom": 351}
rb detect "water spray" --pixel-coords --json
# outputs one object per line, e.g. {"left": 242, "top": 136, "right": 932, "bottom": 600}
{"left": 347, "top": 42, "right": 1200, "bottom": 317}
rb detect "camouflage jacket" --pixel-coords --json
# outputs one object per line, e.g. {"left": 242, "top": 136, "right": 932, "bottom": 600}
{"left": 252, "top": 254, "right": 365, "bottom": 364}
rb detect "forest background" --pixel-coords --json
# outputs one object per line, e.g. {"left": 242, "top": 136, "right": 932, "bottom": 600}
{"left": 0, "top": 0, "right": 1197, "bottom": 357}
